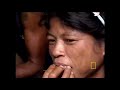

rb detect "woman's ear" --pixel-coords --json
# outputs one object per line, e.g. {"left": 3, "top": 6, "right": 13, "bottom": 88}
{"left": 101, "top": 41, "right": 105, "bottom": 56}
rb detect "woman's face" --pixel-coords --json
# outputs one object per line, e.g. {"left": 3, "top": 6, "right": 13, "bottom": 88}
{"left": 47, "top": 18, "right": 105, "bottom": 78}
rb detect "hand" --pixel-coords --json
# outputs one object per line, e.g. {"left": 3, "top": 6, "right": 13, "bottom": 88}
{"left": 42, "top": 64, "right": 74, "bottom": 78}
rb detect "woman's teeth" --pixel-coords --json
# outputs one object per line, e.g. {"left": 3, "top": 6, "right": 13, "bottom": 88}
{"left": 59, "top": 65, "right": 72, "bottom": 69}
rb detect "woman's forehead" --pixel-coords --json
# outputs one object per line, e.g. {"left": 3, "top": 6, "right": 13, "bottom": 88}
{"left": 49, "top": 17, "right": 91, "bottom": 38}
{"left": 48, "top": 29, "right": 89, "bottom": 39}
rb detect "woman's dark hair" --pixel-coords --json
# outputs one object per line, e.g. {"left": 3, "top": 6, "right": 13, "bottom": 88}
{"left": 44, "top": 12, "right": 105, "bottom": 41}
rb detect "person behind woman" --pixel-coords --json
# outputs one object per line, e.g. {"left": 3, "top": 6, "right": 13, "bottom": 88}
{"left": 16, "top": 12, "right": 49, "bottom": 78}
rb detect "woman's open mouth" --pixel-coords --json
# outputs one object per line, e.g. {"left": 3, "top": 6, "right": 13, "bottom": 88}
{"left": 54, "top": 62, "right": 72, "bottom": 69}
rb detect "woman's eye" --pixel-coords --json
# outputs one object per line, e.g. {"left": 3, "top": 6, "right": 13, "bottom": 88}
{"left": 65, "top": 39, "right": 76, "bottom": 42}
{"left": 65, "top": 39, "right": 77, "bottom": 45}
{"left": 48, "top": 39, "right": 56, "bottom": 44}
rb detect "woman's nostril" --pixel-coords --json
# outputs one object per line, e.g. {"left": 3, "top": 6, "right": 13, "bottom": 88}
{"left": 54, "top": 55, "right": 63, "bottom": 58}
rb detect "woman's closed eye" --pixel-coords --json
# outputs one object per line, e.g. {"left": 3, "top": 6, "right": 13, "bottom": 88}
{"left": 48, "top": 39, "right": 56, "bottom": 45}
{"left": 64, "top": 39, "right": 77, "bottom": 44}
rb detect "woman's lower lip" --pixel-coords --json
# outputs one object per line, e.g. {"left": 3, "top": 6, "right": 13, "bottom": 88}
{"left": 54, "top": 62, "right": 67, "bottom": 66}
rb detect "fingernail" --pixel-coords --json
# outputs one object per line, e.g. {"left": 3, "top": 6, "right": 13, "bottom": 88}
{"left": 64, "top": 66, "right": 67, "bottom": 68}
{"left": 59, "top": 65, "right": 64, "bottom": 68}
{"left": 67, "top": 66, "right": 71, "bottom": 69}
{"left": 52, "top": 64, "right": 56, "bottom": 67}
{"left": 52, "top": 64, "right": 55, "bottom": 66}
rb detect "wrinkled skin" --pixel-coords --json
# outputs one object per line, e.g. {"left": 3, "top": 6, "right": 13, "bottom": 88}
{"left": 43, "top": 18, "right": 105, "bottom": 78}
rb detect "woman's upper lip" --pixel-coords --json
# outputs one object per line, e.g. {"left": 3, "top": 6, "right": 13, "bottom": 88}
{"left": 54, "top": 62, "right": 69, "bottom": 67}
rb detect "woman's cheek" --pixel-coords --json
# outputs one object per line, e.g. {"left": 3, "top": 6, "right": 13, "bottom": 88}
{"left": 66, "top": 49, "right": 90, "bottom": 77}
{"left": 49, "top": 45, "right": 54, "bottom": 57}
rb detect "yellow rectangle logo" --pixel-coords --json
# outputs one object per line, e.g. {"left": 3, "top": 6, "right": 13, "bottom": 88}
{"left": 91, "top": 62, "right": 96, "bottom": 69}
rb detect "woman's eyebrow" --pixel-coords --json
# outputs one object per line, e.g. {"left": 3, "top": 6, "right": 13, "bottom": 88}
{"left": 47, "top": 32, "right": 56, "bottom": 38}
{"left": 62, "top": 32, "right": 78, "bottom": 37}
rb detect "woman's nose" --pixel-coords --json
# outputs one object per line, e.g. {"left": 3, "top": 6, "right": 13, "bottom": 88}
{"left": 52, "top": 42, "right": 65, "bottom": 58}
